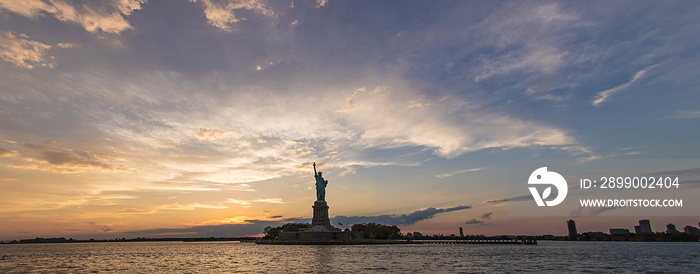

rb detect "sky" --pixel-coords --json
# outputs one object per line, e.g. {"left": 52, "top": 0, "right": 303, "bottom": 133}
{"left": 0, "top": 0, "right": 699, "bottom": 240}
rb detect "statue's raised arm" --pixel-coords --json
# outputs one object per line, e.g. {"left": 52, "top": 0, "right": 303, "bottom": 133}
{"left": 313, "top": 162, "right": 317, "bottom": 177}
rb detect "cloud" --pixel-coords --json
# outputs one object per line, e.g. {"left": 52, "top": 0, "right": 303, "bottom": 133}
{"left": 471, "top": 2, "right": 592, "bottom": 97}
{"left": 225, "top": 198, "right": 284, "bottom": 207}
{"left": 189, "top": 0, "right": 274, "bottom": 31}
{"left": 665, "top": 109, "right": 700, "bottom": 120}
{"left": 39, "top": 150, "right": 127, "bottom": 171}
{"left": 593, "top": 68, "right": 648, "bottom": 107}
{"left": 0, "top": 147, "right": 18, "bottom": 157}
{"left": 464, "top": 218, "right": 484, "bottom": 225}
{"left": 87, "top": 221, "right": 114, "bottom": 233}
{"left": 331, "top": 85, "right": 577, "bottom": 158}
{"left": 0, "top": 31, "right": 53, "bottom": 69}
{"left": 0, "top": 0, "right": 144, "bottom": 33}
{"left": 69, "top": 71, "right": 584, "bottom": 188}
{"left": 332, "top": 205, "right": 471, "bottom": 226}
{"left": 464, "top": 212, "right": 491, "bottom": 225}
{"left": 193, "top": 128, "right": 226, "bottom": 141}
{"left": 158, "top": 203, "right": 228, "bottom": 210}
{"left": 252, "top": 198, "right": 284, "bottom": 203}
{"left": 315, "top": 0, "right": 328, "bottom": 8}
{"left": 435, "top": 167, "right": 482, "bottom": 179}
{"left": 0, "top": 0, "right": 53, "bottom": 17}
{"left": 3, "top": 144, "right": 128, "bottom": 173}
{"left": 481, "top": 194, "right": 532, "bottom": 205}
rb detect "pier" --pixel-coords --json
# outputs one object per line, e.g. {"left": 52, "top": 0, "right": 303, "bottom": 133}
{"left": 414, "top": 239, "right": 537, "bottom": 245}
{"left": 256, "top": 239, "right": 537, "bottom": 245}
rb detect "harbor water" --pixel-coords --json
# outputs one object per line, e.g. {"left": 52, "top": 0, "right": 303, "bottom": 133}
{"left": 0, "top": 240, "right": 697, "bottom": 273}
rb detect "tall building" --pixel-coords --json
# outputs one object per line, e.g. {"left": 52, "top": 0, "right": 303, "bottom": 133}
{"left": 567, "top": 220, "right": 578, "bottom": 240}
{"left": 638, "top": 219, "right": 652, "bottom": 234}
{"left": 459, "top": 227, "right": 464, "bottom": 238}
{"left": 634, "top": 225, "right": 641, "bottom": 234}
{"left": 666, "top": 223, "right": 680, "bottom": 234}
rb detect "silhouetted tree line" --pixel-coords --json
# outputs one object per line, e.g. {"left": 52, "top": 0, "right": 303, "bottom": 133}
{"left": 263, "top": 223, "right": 310, "bottom": 239}
{"left": 351, "top": 223, "right": 402, "bottom": 239}
{"left": 263, "top": 222, "right": 401, "bottom": 240}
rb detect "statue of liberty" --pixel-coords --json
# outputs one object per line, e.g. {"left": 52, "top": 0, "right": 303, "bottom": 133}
{"left": 313, "top": 162, "right": 328, "bottom": 202}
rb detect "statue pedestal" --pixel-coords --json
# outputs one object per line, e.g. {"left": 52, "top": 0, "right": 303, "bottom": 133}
{"left": 311, "top": 202, "right": 331, "bottom": 228}
{"left": 279, "top": 201, "right": 361, "bottom": 242}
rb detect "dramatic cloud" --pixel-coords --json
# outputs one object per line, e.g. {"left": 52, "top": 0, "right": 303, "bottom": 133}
{"left": 0, "top": 0, "right": 144, "bottom": 33}
{"left": 189, "top": 0, "right": 274, "bottom": 31}
{"left": 328, "top": 85, "right": 577, "bottom": 158}
{"left": 593, "top": 69, "right": 648, "bottom": 107}
{"left": 480, "top": 212, "right": 492, "bottom": 220}
{"left": 332, "top": 205, "right": 471, "bottom": 226}
{"left": 0, "top": 31, "right": 53, "bottom": 69}
{"left": 0, "top": 1, "right": 698, "bottom": 240}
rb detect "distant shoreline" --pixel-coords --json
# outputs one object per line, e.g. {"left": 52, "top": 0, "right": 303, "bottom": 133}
{"left": 2, "top": 234, "right": 697, "bottom": 245}
{"left": 0, "top": 237, "right": 258, "bottom": 244}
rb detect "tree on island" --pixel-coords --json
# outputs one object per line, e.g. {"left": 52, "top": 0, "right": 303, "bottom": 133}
{"left": 351, "top": 223, "right": 402, "bottom": 240}
{"left": 263, "top": 223, "right": 311, "bottom": 239}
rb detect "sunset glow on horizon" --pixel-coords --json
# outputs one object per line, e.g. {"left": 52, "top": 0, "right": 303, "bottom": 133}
{"left": 1, "top": 0, "right": 699, "bottom": 241}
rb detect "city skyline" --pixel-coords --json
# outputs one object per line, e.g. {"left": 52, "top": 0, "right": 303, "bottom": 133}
{"left": 1, "top": 0, "right": 699, "bottom": 240}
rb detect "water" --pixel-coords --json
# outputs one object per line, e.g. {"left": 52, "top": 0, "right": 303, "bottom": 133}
{"left": 0, "top": 241, "right": 697, "bottom": 273}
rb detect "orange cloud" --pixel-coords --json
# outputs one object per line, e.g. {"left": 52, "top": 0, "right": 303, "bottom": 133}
{"left": 193, "top": 128, "right": 226, "bottom": 141}
{"left": 0, "top": 0, "right": 144, "bottom": 33}
{"left": 0, "top": 31, "right": 53, "bottom": 69}
{"left": 0, "top": 147, "right": 18, "bottom": 157}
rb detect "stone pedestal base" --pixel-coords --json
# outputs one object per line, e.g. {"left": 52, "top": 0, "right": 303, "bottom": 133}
{"left": 277, "top": 201, "right": 363, "bottom": 241}
{"left": 311, "top": 201, "right": 331, "bottom": 228}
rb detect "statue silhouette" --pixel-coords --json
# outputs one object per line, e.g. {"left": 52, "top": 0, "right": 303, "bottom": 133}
{"left": 313, "top": 162, "right": 328, "bottom": 202}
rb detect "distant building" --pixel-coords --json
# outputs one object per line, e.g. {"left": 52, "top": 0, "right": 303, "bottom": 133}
{"left": 610, "top": 228, "right": 630, "bottom": 235}
{"left": 684, "top": 226, "right": 700, "bottom": 235}
{"left": 634, "top": 225, "right": 641, "bottom": 234}
{"left": 541, "top": 235, "right": 555, "bottom": 240}
{"left": 459, "top": 227, "right": 464, "bottom": 238}
{"left": 638, "top": 219, "right": 652, "bottom": 234}
{"left": 413, "top": 231, "right": 423, "bottom": 237}
{"left": 666, "top": 223, "right": 681, "bottom": 234}
{"left": 567, "top": 220, "right": 578, "bottom": 240}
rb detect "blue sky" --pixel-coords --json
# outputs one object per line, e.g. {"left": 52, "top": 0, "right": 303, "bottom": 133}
{"left": 0, "top": 0, "right": 698, "bottom": 239}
